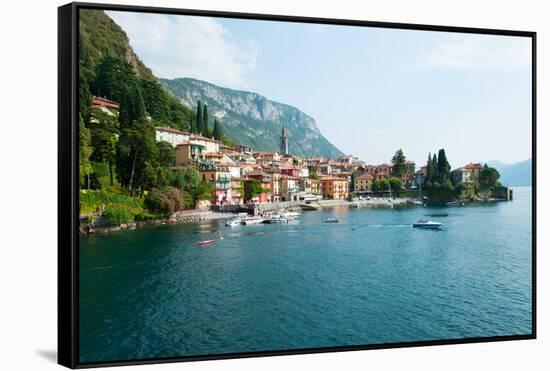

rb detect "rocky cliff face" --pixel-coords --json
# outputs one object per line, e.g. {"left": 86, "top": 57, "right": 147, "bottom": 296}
{"left": 160, "top": 78, "right": 343, "bottom": 158}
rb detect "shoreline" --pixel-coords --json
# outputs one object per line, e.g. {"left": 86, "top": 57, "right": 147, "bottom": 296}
{"left": 80, "top": 210, "right": 234, "bottom": 235}
{"left": 81, "top": 195, "right": 511, "bottom": 236}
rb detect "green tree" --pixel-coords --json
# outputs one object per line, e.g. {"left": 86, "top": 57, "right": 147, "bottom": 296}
{"left": 309, "top": 172, "right": 319, "bottom": 180}
{"left": 115, "top": 118, "right": 158, "bottom": 194}
{"left": 194, "top": 101, "right": 202, "bottom": 134}
{"left": 91, "top": 56, "right": 134, "bottom": 103}
{"left": 140, "top": 78, "right": 170, "bottom": 123}
{"left": 480, "top": 164, "right": 500, "bottom": 188}
{"left": 426, "top": 153, "right": 432, "bottom": 183}
{"left": 244, "top": 179, "right": 263, "bottom": 201}
{"left": 212, "top": 118, "right": 223, "bottom": 140}
{"left": 372, "top": 179, "right": 390, "bottom": 192}
{"left": 388, "top": 177, "right": 402, "bottom": 192}
{"left": 431, "top": 153, "right": 439, "bottom": 181}
{"left": 79, "top": 114, "right": 93, "bottom": 189}
{"left": 437, "top": 149, "right": 451, "bottom": 179}
{"left": 89, "top": 108, "right": 119, "bottom": 186}
{"left": 391, "top": 149, "right": 407, "bottom": 177}
{"left": 202, "top": 104, "right": 209, "bottom": 136}
{"left": 119, "top": 81, "right": 146, "bottom": 127}
{"left": 157, "top": 141, "right": 176, "bottom": 167}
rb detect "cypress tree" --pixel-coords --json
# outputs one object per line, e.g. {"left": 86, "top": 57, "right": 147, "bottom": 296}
{"left": 213, "top": 118, "right": 223, "bottom": 140}
{"left": 437, "top": 148, "right": 451, "bottom": 178}
{"left": 426, "top": 153, "right": 433, "bottom": 182}
{"left": 194, "top": 101, "right": 202, "bottom": 134}
{"left": 432, "top": 153, "right": 439, "bottom": 181}
{"left": 202, "top": 104, "right": 209, "bottom": 136}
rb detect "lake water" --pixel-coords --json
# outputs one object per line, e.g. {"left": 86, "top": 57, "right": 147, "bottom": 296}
{"left": 79, "top": 187, "right": 533, "bottom": 363}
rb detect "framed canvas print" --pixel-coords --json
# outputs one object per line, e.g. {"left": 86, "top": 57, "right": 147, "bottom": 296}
{"left": 58, "top": 2, "right": 536, "bottom": 368}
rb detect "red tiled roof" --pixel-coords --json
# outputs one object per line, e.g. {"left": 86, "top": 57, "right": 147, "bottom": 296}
{"left": 155, "top": 126, "right": 190, "bottom": 135}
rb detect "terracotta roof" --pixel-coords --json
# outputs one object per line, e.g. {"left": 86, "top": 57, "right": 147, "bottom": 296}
{"left": 463, "top": 163, "right": 482, "bottom": 169}
{"left": 319, "top": 176, "right": 349, "bottom": 182}
{"left": 155, "top": 126, "right": 190, "bottom": 135}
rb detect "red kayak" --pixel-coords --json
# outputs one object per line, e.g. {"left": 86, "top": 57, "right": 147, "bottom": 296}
{"left": 195, "top": 239, "right": 216, "bottom": 246}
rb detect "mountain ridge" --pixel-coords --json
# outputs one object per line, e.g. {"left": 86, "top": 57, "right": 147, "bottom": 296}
{"left": 486, "top": 159, "right": 532, "bottom": 187}
{"left": 160, "top": 77, "right": 344, "bottom": 158}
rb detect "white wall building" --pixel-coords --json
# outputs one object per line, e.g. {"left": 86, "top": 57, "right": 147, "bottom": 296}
{"left": 155, "top": 126, "right": 190, "bottom": 147}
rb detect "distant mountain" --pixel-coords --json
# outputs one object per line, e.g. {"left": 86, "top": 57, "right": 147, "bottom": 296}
{"left": 160, "top": 78, "right": 344, "bottom": 158}
{"left": 487, "top": 159, "right": 532, "bottom": 186}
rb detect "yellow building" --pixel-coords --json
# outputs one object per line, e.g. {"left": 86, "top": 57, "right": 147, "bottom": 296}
{"left": 354, "top": 173, "right": 373, "bottom": 191}
{"left": 175, "top": 142, "right": 206, "bottom": 166}
{"left": 320, "top": 177, "right": 349, "bottom": 200}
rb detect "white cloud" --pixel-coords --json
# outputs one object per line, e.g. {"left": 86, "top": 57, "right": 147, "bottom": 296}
{"left": 420, "top": 34, "right": 531, "bottom": 71}
{"left": 106, "top": 11, "right": 258, "bottom": 88}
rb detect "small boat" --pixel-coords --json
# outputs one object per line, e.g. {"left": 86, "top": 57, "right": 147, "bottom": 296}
{"left": 242, "top": 216, "right": 264, "bottom": 225}
{"left": 446, "top": 201, "right": 464, "bottom": 206}
{"left": 413, "top": 218, "right": 442, "bottom": 229}
{"left": 225, "top": 217, "right": 242, "bottom": 227}
{"left": 265, "top": 215, "right": 288, "bottom": 224}
{"left": 281, "top": 210, "right": 301, "bottom": 219}
{"left": 195, "top": 239, "right": 216, "bottom": 246}
{"left": 323, "top": 217, "right": 339, "bottom": 223}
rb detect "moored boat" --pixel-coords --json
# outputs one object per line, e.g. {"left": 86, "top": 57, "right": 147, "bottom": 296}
{"left": 242, "top": 216, "right": 265, "bottom": 225}
{"left": 323, "top": 217, "right": 339, "bottom": 223}
{"left": 225, "top": 218, "right": 242, "bottom": 227}
{"left": 265, "top": 214, "right": 288, "bottom": 224}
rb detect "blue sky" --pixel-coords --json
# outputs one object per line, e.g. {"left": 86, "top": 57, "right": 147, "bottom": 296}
{"left": 107, "top": 11, "right": 532, "bottom": 167}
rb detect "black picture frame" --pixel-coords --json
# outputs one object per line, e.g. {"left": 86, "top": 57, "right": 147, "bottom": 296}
{"left": 58, "top": 2, "right": 537, "bottom": 368}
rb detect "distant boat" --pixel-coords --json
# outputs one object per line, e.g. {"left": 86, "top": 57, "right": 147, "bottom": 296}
{"left": 446, "top": 201, "right": 464, "bottom": 206}
{"left": 413, "top": 218, "right": 442, "bottom": 229}
{"left": 242, "top": 216, "right": 264, "bottom": 225}
{"left": 323, "top": 217, "right": 339, "bottom": 223}
{"left": 225, "top": 216, "right": 243, "bottom": 227}
{"left": 265, "top": 214, "right": 288, "bottom": 224}
{"left": 195, "top": 239, "right": 216, "bottom": 246}
{"left": 281, "top": 209, "right": 301, "bottom": 219}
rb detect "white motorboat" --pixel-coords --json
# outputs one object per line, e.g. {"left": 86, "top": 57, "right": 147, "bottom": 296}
{"left": 413, "top": 218, "right": 442, "bottom": 229}
{"left": 265, "top": 214, "right": 288, "bottom": 224}
{"left": 281, "top": 210, "right": 301, "bottom": 219}
{"left": 242, "top": 216, "right": 264, "bottom": 225}
{"left": 225, "top": 217, "right": 242, "bottom": 227}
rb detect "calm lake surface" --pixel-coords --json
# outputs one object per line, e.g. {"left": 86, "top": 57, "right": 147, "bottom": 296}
{"left": 79, "top": 187, "right": 533, "bottom": 363}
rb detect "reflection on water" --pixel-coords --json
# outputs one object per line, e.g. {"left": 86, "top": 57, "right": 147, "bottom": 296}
{"left": 79, "top": 187, "right": 533, "bottom": 363}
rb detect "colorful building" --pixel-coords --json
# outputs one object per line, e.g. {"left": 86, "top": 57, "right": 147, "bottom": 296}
{"left": 320, "top": 177, "right": 349, "bottom": 200}
{"left": 354, "top": 173, "right": 373, "bottom": 192}
{"left": 244, "top": 171, "right": 272, "bottom": 204}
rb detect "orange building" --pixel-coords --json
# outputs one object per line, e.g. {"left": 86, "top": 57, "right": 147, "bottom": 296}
{"left": 320, "top": 177, "right": 349, "bottom": 200}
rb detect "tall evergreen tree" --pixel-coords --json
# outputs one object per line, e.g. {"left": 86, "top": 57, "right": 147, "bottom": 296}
{"left": 391, "top": 149, "right": 407, "bottom": 177}
{"left": 437, "top": 149, "right": 451, "bottom": 178}
{"left": 115, "top": 118, "right": 158, "bottom": 194}
{"left": 79, "top": 114, "right": 93, "bottom": 189}
{"left": 189, "top": 118, "right": 196, "bottom": 134}
{"left": 202, "top": 104, "right": 209, "bottom": 136}
{"left": 119, "top": 82, "right": 146, "bottom": 127}
{"left": 431, "top": 153, "right": 439, "bottom": 181}
{"left": 212, "top": 118, "right": 223, "bottom": 140}
{"left": 194, "top": 101, "right": 202, "bottom": 134}
{"left": 426, "top": 153, "right": 432, "bottom": 182}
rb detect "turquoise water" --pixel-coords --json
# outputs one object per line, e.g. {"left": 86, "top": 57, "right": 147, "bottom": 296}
{"left": 79, "top": 187, "right": 533, "bottom": 363}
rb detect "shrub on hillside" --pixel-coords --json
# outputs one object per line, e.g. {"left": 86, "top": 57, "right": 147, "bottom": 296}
{"left": 144, "top": 187, "right": 184, "bottom": 214}
{"left": 103, "top": 206, "right": 133, "bottom": 225}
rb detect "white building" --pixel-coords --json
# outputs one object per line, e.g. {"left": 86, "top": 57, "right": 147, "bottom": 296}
{"left": 155, "top": 126, "right": 190, "bottom": 147}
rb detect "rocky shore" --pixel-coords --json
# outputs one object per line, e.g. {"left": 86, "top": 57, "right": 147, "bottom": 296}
{"left": 80, "top": 210, "right": 234, "bottom": 235}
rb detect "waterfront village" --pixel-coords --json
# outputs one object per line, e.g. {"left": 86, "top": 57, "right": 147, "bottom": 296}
{"left": 81, "top": 97, "right": 511, "bottom": 233}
